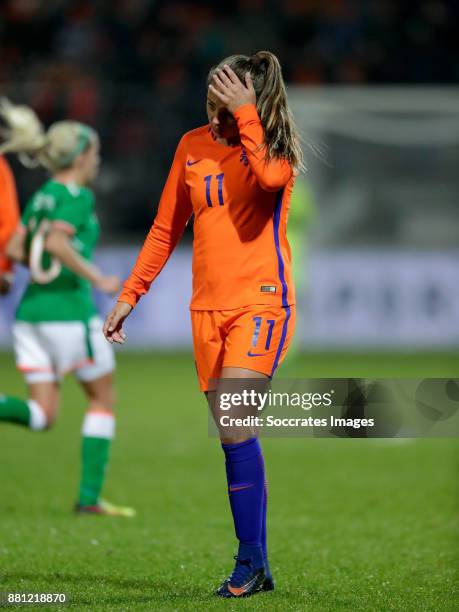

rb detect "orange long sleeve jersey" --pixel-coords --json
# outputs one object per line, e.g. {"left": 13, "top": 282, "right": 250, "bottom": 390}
{"left": 120, "top": 104, "right": 296, "bottom": 310}
{"left": 0, "top": 156, "right": 20, "bottom": 274}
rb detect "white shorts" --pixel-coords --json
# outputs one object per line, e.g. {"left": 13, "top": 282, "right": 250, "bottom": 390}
{"left": 13, "top": 316, "right": 115, "bottom": 384}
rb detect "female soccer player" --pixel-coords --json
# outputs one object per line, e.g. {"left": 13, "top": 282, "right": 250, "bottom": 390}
{"left": 104, "top": 51, "right": 303, "bottom": 595}
{"left": 0, "top": 99, "right": 134, "bottom": 517}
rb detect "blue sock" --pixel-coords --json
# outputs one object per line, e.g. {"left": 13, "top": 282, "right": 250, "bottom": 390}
{"left": 261, "top": 481, "right": 271, "bottom": 577}
{"left": 222, "top": 437, "right": 265, "bottom": 568}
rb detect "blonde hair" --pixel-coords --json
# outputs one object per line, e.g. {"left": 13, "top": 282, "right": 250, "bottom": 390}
{"left": 0, "top": 98, "right": 97, "bottom": 173}
{"left": 208, "top": 51, "right": 305, "bottom": 173}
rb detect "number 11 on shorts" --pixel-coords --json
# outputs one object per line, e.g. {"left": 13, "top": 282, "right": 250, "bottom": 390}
{"left": 251, "top": 316, "right": 275, "bottom": 351}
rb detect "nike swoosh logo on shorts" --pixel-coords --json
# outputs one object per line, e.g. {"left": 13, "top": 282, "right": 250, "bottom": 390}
{"left": 186, "top": 159, "right": 201, "bottom": 166}
{"left": 247, "top": 351, "right": 267, "bottom": 357}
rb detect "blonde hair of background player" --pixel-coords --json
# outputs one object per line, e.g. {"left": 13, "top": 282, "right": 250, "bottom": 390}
{"left": 0, "top": 97, "right": 98, "bottom": 172}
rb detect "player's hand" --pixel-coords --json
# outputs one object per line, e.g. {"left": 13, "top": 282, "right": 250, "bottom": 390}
{"left": 95, "top": 275, "right": 121, "bottom": 295}
{"left": 209, "top": 65, "right": 256, "bottom": 114}
{"left": 103, "top": 301, "right": 132, "bottom": 344}
{"left": 0, "top": 272, "right": 13, "bottom": 295}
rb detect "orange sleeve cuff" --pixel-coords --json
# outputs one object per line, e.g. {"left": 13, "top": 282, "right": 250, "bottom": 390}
{"left": 233, "top": 104, "right": 260, "bottom": 126}
{"left": 117, "top": 290, "right": 138, "bottom": 309}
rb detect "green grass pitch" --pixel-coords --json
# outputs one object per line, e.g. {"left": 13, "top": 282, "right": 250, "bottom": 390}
{"left": 0, "top": 351, "right": 458, "bottom": 611}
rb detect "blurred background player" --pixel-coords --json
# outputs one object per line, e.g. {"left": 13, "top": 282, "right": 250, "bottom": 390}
{"left": 0, "top": 99, "right": 134, "bottom": 517}
{"left": 0, "top": 152, "right": 20, "bottom": 295}
{"left": 104, "top": 51, "right": 303, "bottom": 597}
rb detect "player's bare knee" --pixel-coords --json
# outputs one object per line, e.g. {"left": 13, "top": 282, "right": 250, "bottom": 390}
{"left": 27, "top": 382, "right": 60, "bottom": 431}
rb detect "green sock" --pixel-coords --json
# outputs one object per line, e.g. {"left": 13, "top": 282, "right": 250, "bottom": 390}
{"left": 0, "top": 395, "right": 31, "bottom": 426}
{"left": 78, "top": 410, "right": 115, "bottom": 506}
{"left": 79, "top": 437, "right": 111, "bottom": 506}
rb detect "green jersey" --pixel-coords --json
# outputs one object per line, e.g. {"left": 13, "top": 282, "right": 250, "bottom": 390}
{"left": 16, "top": 179, "right": 100, "bottom": 323}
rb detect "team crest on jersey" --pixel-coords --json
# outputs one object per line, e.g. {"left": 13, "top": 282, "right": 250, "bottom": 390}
{"left": 240, "top": 149, "right": 249, "bottom": 166}
{"left": 260, "top": 285, "right": 277, "bottom": 293}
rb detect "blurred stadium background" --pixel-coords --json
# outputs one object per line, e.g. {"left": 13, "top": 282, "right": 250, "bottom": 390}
{"left": 0, "top": 1, "right": 458, "bottom": 609}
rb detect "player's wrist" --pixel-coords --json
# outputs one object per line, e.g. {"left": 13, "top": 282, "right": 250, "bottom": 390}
{"left": 116, "top": 299, "right": 134, "bottom": 314}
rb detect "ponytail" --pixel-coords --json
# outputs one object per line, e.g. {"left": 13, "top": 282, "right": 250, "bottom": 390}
{"left": 0, "top": 98, "right": 46, "bottom": 167}
{"left": 207, "top": 51, "right": 305, "bottom": 173}
{"left": 0, "top": 98, "right": 97, "bottom": 173}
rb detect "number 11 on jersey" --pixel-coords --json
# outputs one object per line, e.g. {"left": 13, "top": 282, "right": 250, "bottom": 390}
{"left": 204, "top": 173, "right": 224, "bottom": 207}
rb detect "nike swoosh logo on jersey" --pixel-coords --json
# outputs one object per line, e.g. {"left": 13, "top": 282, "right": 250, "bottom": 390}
{"left": 247, "top": 351, "right": 267, "bottom": 357}
{"left": 186, "top": 159, "right": 202, "bottom": 166}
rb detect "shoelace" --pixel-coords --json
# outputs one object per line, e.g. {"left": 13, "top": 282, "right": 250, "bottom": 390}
{"left": 229, "top": 556, "right": 254, "bottom": 587}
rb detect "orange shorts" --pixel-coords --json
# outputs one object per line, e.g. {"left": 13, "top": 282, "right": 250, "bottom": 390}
{"left": 191, "top": 304, "right": 296, "bottom": 391}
